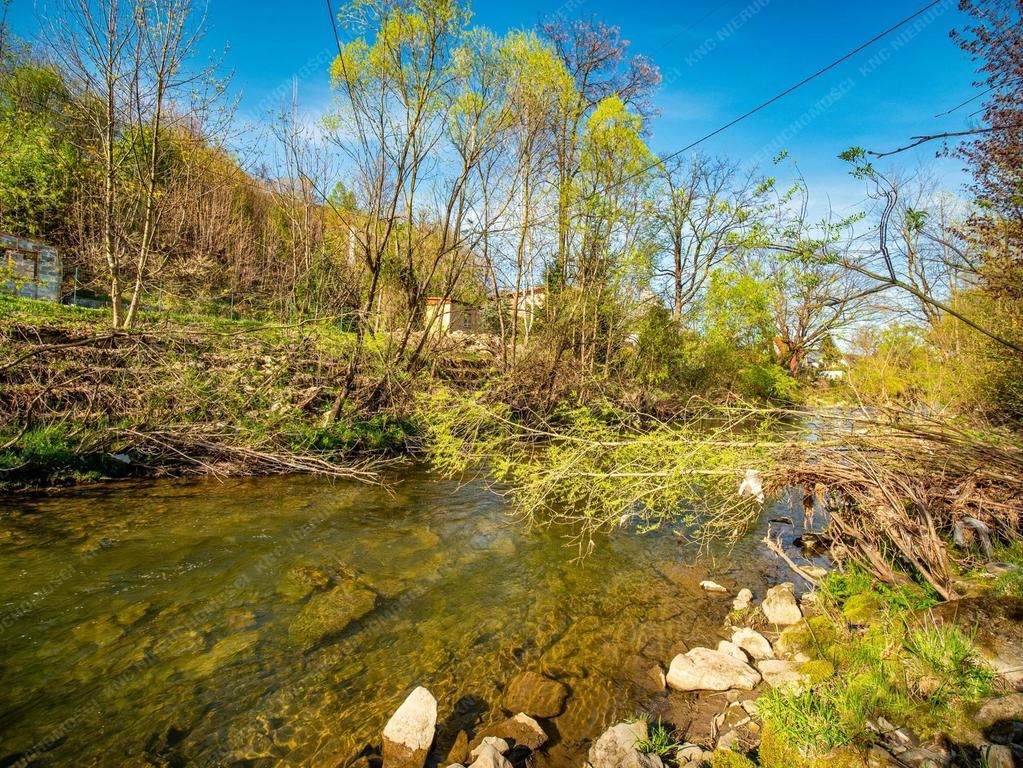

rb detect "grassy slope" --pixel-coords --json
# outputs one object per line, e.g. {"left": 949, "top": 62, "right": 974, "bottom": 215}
{"left": 0, "top": 295, "right": 411, "bottom": 489}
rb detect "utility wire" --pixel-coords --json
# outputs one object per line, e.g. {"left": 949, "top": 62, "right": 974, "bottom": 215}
{"left": 321, "top": 0, "right": 946, "bottom": 223}
{"left": 606, "top": 0, "right": 947, "bottom": 195}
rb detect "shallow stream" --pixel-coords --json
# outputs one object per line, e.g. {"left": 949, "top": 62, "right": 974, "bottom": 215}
{"left": 0, "top": 468, "right": 811, "bottom": 767}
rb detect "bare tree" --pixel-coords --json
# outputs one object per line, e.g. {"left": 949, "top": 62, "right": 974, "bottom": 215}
{"left": 653, "top": 154, "right": 767, "bottom": 324}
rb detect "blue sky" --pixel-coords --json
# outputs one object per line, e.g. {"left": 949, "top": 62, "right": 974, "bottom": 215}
{"left": 7, "top": 0, "right": 983, "bottom": 211}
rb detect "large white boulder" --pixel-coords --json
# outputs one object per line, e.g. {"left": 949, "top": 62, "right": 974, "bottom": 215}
{"left": 716, "top": 640, "right": 749, "bottom": 662}
{"left": 732, "top": 627, "right": 774, "bottom": 661}
{"left": 383, "top": 687, "right": 437, "bottom": 768}
{"left": 761, "top": 582, "right": 802, "bottom": 625}
{"left": 666, "top": 647, "right": 761, "bottom": 691}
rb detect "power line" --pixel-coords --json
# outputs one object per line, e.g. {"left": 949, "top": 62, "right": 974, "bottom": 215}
{"left": 319, "top": 0, "right": 947, "bottom": 230}
{"left": 605, "top": 0, "right": 946, "bottom": 195}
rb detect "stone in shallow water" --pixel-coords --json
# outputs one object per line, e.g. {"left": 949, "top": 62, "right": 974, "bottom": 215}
{"left": 502, "top": 671, "right": 568, "bottom": 718}
{"left": 114, "top": 600, "right": 150, "bottom": 626}
{"left": 467, "top": 742, "right": 512, "bottom": 768}
{"left": 72, "top": 615, "right": 124, "bottom": 646}
{"left": 276, "top": 564, "right": 337, "bottom": 603}
{"left": 732, "top": 589, "right": 753, "bottom": 612}
{"left": 666, "top": 648, "right": 761, "bottom": 692}
{"left": 761, "top": 582, "right": 802, "bottom": 625}
{"left": 287, "top": 582, "right": 377, "bottom": 649}
{"left": 446, "top": 730, "right": 470, "bottom": 764}
{"left": 472, "top": 713, "right": 548, "bottom": 752}
{"left": 469, "top": 737, "right": 509, "bottom": 761}
{"left": 383, "top": 686, "right": 437, "bottom": 768}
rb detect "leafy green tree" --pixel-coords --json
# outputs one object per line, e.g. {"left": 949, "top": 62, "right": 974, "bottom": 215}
{"left": 0, "top": 58, "right": 79, "bottom": 239}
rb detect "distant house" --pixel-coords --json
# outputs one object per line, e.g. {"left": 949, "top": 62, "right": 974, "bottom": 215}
{"left": 1, "top": 233, "right": 62, "bottom": 302}
{"left": 500, "top": 285, "right": 546, "bottom": 338}
{"left": 424, "top": 296, "right": 483, "bottom": 334}
{"left": 502, "top": 286, "right": 545, "bottom": 320}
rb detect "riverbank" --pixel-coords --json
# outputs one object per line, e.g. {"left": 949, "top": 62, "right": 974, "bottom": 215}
{"left": 0, "top": 296, "right": 418, "bottom": 490}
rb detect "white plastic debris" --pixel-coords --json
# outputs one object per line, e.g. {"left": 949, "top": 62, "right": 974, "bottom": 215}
{"left": 738, "top": 469, "right": 765, "bottom": 503}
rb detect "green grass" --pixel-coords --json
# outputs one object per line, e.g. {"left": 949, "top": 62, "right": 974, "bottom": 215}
{"left": 756, "top": 686, "right": 849, "bottom": 755}
{"left": 756, "top": 568, "right": 996, "bottom": 761}
{"left": 991, "top": 543, "right": 1023, "bottom": 598}
{"left": 634, "top": 718, "right": 682, "bottom": 757}
{"left": 0, "top": 295, "right": 402, "bottom": 488}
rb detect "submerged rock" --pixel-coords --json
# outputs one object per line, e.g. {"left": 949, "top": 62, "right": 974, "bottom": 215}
{"left": 277, "top": 564, "right": 336, "bottom": 603}
{"left": 588, "top": 721, "right": 664, "bottom": 768}
{"left": 502, "top": 671, "right": 568, "bottom": 718}
{"left": 382, "top": 686, "right": 437, "bottom": 768}
{"left": 666, "top": 648, "right": 761, "bottom": 691}
{"left": 447, "top": 730, "right": 470, "bottom": 764}
{"left": 761, "top": 583, "right": 802, "bottom": 625}
{"left": 287, "top": 582, "right": 376, "bottom": 648}
{"left": 473, "top": 713, "right": 548, "bottom": 752}
{"left": 731, "top": 628, "right": 773, "bottom": 661}
{"left": 647, "top": 665, "right": 667, "bottom": 692}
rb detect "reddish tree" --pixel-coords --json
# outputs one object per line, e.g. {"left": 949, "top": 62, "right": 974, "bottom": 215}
{"left": 950, "top": 0, "right": 1023, "bottom": 288}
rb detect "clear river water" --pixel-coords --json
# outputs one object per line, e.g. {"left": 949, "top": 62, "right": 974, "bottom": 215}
{"left": 0, "top": 468, "right": 809, "bottom": 767}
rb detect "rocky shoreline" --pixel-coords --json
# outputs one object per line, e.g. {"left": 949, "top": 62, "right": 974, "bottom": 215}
{"left": 352, "top": 576, "right": 1023, "bottom": 768}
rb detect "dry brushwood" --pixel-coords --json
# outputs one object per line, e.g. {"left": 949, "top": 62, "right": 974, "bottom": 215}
{"left": 771, "top": 410, "right": 1023, "bottom": 599}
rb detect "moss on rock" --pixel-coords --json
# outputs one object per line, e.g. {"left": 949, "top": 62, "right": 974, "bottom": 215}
{"left": 842, "top": 593, "right": 882, "bottom": 626}
{"left": 710, "top": 748, "right": 758, "bottom": 768}
{"left": 801, "top": 659, "right": 836, "bottom": 685}
{"left": 758, "top": 723, "right": 866, "bottom": 768}
{"left": 777, "top": 616, "right": 839, "bottom": 659}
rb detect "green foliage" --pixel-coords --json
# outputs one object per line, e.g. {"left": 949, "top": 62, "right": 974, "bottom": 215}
{"left": 0, "top": 59, "right": 79, "bottom": 239}
{"left": 759, "top": 569, "right": 992, "bottom": 759}
{"left": 903, "top": 623, "right": 994, "bottom": 709}
{"left": 841, "top": 592, "right": 882, "bottom": 626}
{"left": 634, "top": 718, "right": 681, "bottom": 757}
{"left": 285, "top": 416, "right": 412, "bottom": 455}
{"left": 990, "top": 544, "right": 1023, "bottom": 598}
{"left": 704, "top": 266, "right": 774, "bottom": 352}
{"left": 709, "top": 747, "right": 758, "bottom": 768}
{"left": 757, "top": 686, "right": 849, "bottom": 755}
{"left": 628, "top": 304, "right": 687, "bottom": 387}
{"left": 417, "top": 386, "right": 775, "bottom": 545}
